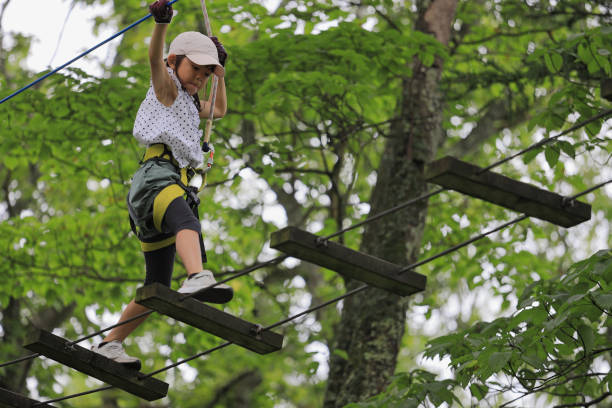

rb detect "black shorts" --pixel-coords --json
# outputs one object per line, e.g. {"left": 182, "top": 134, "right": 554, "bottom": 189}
{"left": 143, "top": 197, "right": 201, "bottom": 286}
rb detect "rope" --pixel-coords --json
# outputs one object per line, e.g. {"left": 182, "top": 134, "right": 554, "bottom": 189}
{"left": 198, "top": 0, "right": 219, "bottom": 190}
{"left": 322, "top": 187, "right": 447, "bottom": 241}
{"left": 0, "top": 0, "right": 180, "bottom": 105}
{"left": 320, "top": 108, "right": 612, "bottom": 243}
{"left": 33, "top": 385, "right": 114, "bottom": 405}
{"left": 478, "top": 108, "right": 612, "bottom": 174}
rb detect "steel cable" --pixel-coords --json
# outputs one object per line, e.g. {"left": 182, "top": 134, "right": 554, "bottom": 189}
{"left": 31, "top": 178, "right": 612, "bottom": 406}
{"left": 0, "top": 0, "right": 180, "bottom": 105}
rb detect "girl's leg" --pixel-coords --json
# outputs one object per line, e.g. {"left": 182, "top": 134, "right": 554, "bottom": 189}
{"left": 164, "top": 197, "right": 204, "bottom": 275}
{"left": 102, "top": 244, "right": 175, "bottom": 343}
{"left": 102, "top": 300, "right": 150, "bottom": 343}
{"left": 176, "top": 229, "right": 202, "bottom": 275}
{"left": 165, "top": 197, "right": 233, "bottom": 303}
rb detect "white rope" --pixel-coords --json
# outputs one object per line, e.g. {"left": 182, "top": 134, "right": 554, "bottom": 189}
{"left": 199, "top": 0, "right": 219, "bottom": 189}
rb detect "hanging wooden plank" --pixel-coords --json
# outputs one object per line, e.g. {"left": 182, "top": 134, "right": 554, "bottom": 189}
{"left": 23, "top": 330, "right": 168, "bottom": 401}
{"left": 602, "top": 78, "right": 612, "bottom": 101}
{"left": 0, "top": 387, "right": 55, "bottom": 408}
{"left": 270, "top": 227, "right": 427, "bottom": 296}
{"left": 425, "top": 156, "right": 591, "bottom": 227}
{"left": 135, "top": 283, "right": 283, "bottom": 354}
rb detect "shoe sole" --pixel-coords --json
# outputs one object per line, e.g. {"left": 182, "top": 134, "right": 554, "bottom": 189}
{"left": 185, "top": 286, "right": 234, "bottom": 303}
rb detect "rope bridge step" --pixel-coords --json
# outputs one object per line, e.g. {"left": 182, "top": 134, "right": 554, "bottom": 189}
{"left": 135, "top": 283, "right": 284, "bottom": 354}
{"left": 602, "top": 78, "right": 612, "bottom": 102}
{"left": 0, "top": 387, "right": 56, "bottom": 408}
{"left": 23, "top": 330, "right": 168, "bottom": 401}
{"left": 425, "top": 156, "right": 591, "bottom": 228}
{"left": 270, "top": 227, "right": 426, "bottom": 296}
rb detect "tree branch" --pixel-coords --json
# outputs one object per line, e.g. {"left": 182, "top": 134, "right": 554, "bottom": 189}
{"left": 204, "top": 370, "right": 262, "bottom": 408}
{"left": 553, "top": 392, "right": 612, "bottom": 408}
{"left": 459, "top": 28, "right": 555, "bottom": 46}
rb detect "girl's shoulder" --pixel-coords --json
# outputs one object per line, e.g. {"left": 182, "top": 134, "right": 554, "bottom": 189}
{"left": 165, "top": 66, "right": 182, "bottom": 90}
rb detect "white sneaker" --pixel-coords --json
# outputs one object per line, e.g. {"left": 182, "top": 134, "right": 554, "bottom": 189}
{"left": 91, "top": 341, "right": 141, "bottom": 370}
{"left": 178, "top": 270, "right": 234, "bottom": 303}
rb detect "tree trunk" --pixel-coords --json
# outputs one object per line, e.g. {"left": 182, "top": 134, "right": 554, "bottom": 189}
{"left": 324, "top": 1, "right": 457, "bottom": 406}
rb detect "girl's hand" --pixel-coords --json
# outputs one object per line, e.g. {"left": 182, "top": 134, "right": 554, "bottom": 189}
{"left": 210, "top": 37, "right": 227, "bottom": 66}
{"left": 149, "top": 0, "right": 173, "bottom": 24}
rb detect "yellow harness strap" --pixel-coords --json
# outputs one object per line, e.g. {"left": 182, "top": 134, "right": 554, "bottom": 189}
{"left": 141, "top": 144, "right": 191, "bottom": 252}
{"left": 144, "top": 144, "right": 178, "bottom": 166}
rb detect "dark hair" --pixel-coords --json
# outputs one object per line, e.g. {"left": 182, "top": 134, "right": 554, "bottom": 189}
{"left": 165, "top": 55, "right": 208, "bottom": 112}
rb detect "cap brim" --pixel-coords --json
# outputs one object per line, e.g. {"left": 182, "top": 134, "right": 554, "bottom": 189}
{"left": 187, "top": 53, "right": 225, "bottom": 77}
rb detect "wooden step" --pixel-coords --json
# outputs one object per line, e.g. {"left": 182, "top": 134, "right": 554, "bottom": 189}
{"left": 135, "top": 283, "right": 284, "bottom": 354}
{"left": 0, "top": 387, "right": 55, "bottom": 408}
{"left": 602, "top": 78, "right": 612, "bottom": 101}
{"left": 270, "top": 227, "right": 426, "bottom": 296}
{"left": 425, "top": 156, "right": 591, "bottom": 227}
{"left": 23, "top": 330, "right": 168, "bottom": 401}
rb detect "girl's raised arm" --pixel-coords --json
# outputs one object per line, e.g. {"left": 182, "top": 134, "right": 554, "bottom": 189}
{"left": 148, "top": 3, "right": 177, "bottom": 106}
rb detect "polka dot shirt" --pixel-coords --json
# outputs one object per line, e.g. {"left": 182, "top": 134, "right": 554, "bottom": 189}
{"left": 133, "top": 67, "right": 203, "bottom": 169}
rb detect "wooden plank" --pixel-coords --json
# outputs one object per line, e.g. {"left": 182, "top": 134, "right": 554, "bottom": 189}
{"left": 270, "top": 227, "right": 427, "bottom": 296}
{"left": 0, "top": 388, "right": 55, "bottom": 408}
{"left": 425, "top": 156, "right": 591, "bottom": 227}
{"left": 135, "top": 283, "right": 284, "bottom": 354}
{"left": 23, "top": 330, "right": 168, "bottom": 401}
{"left": 602, "top": 78, "right": 612, "bottom": 102}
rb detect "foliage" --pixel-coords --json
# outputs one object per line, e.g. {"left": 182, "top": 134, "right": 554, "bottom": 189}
{"left": 0, "top": 0, "right": 611, "bottom": 406}
{"left": 362, "top": 250, "right": 612, "bottom": 407}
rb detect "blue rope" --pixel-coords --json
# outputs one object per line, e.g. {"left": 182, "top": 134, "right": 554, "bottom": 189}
{"left": 0, "top": 0, "right": 179, "bottom": 105}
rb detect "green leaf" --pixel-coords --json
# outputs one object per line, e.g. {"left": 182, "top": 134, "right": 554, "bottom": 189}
{"left": 544, "top": 146, "right": 560, "bottom": 168}
{"left": 333, "top": 349, "right": 349, "bottom": 361}
{"left": 469, "top": 383, "right": 488, "bottom": 400}
{"left": 577, "top": 43, "right": 592, "bottom": 64}
{"left": 4, "top": 155, "right": 20, "bottom": 170}
{"left": 308, "top": 361, "right": 320, "bottom": 374}
{"left": 544, "top": 52, "right": 563, "bottom": 73}
{"left": 421, "top": 51, "right": 435, "bottom": 67}
{"left": 577, "top": 323, "right": 595, "bottom": 354}
{"left": 522, "top": 147, "right": 542, "bottom": 165}
{"left": 558, "top": 141, "right": 576, "bottom": 158}
{"left": 488, "top": 351, "right": 512, "bottom": 373}
{"left": 592, "top": 293, "right": 612, "bottom": 309}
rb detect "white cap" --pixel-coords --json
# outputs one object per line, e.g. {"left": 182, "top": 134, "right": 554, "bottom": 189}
{"left": 169, "top": 31, "right": 224, "bottom": 77}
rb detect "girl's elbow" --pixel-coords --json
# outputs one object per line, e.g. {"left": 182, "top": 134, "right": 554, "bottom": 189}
{"left": 216, "top": 105, "right": 227, "bottom": 118}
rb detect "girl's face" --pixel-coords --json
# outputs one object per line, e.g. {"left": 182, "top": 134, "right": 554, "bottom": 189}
{"left": 170, "top": 55, "right": 214, "bottom": 95}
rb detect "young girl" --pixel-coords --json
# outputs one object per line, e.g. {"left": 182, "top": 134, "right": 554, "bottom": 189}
{"left": 91, "top": 0, "right": 232, "bottom": 368}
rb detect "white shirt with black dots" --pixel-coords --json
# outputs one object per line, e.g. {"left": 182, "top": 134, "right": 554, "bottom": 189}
{"left": 133, "top": 67, "right": 203, "bottom": 169}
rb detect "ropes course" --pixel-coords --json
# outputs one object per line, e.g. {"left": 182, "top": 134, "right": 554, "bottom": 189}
{"left": 1, "top": 104, "right": 611, "bottom": 403}
{"left": 22, "top": 176, "right": 612, "bottom": 406}
{"left": 3, "top": 163, "right": 611, "bottom": 405}
{"left": 1, "top": 0, "right": 612, "bottom": 406}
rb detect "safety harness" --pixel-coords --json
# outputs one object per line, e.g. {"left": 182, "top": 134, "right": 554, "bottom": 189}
{"left": 128, "top": 143, "right": 207, "bottom": 261}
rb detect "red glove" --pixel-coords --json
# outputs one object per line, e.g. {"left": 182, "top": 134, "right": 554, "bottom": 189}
{"left": 210, "top": 37, "right": 227, "bottom": 66}
{"left": 149, "top": 0, "right": 173, "bottom": 24}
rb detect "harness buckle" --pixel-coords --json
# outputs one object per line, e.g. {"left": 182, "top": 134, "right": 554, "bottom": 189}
{"left": 186, "top": 186, "right": 200, "bottom": 207}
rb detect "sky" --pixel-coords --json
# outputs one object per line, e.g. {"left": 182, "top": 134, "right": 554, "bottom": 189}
{"left": 3, "top": 0, "right": 116, "bottom": 75}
